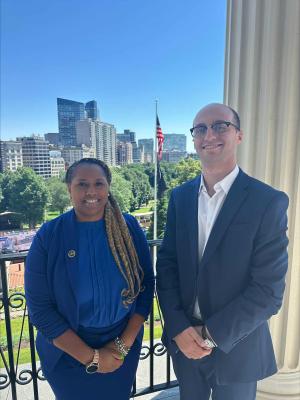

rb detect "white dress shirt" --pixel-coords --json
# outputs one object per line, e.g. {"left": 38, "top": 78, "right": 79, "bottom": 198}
{"left": 193, "top": 165, "right": 239, "bottom": 319}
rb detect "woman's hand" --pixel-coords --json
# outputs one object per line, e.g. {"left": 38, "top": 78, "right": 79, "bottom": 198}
{"left": 97, "top": 344, "right": 123, "bottom": 373}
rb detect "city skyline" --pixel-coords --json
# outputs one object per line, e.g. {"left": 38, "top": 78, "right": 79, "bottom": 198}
{"left": 1, "top": 0, "right": 226, "bottom": 152}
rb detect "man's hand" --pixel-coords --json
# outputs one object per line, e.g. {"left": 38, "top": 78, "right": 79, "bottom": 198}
{"left": 97, "top": 345, "right": 123, "bottom": 373}
{"left": 174, "top": 327, "right": 212, "bottom": 359}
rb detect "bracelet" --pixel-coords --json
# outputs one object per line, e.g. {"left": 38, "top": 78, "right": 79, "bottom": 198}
{"left": 114, "top": 336, "right": 131, "bottom": 357}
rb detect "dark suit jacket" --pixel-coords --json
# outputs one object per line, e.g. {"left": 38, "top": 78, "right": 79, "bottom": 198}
{"left": 156, "top": 169, "right": 289, "bottom": 384}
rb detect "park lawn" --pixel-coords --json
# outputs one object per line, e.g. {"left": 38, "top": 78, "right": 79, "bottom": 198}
{"left": 0, "top": 347, "right": 38, "bottom": 368}
{"left": 45, "top": 211, "right": 60, "bottom": 221}
{"left": 0, "top": 313, "right": 31, "bottom": 348}
{"left": 132, "top": 200, "right": 154, "bottom": 215}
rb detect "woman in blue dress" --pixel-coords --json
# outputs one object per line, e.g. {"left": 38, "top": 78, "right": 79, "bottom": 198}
{"left": 25, "top": 158, "right": 155, "bottom": 399}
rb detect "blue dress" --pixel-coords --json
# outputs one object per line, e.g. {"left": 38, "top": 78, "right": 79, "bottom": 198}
{"left": 43, "top": 219, "right": 146, "bottom": 400}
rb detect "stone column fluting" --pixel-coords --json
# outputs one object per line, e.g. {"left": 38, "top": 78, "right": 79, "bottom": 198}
{"left": 224, "top": 0, "right": 300, "bottom": 398}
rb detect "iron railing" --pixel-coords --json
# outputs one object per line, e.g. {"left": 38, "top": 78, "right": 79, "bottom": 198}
{"left": 0, "top": 240, "right": 178, "bottom": 399}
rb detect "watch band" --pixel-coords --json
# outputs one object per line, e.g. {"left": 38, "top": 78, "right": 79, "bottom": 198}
{"left": 85, "top": 349, "right": 99, "bottom": 374}
{"left": 202, "top": 326, "right": 217, "bottom": 348}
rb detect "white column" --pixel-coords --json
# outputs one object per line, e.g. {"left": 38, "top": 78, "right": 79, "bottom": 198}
{"left": 224, "top": 0, "right": 300, "bottom": 398}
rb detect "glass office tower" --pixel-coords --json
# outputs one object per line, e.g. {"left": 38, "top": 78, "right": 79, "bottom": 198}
{"left": 57, "top": 98, "right": 85, "bottom": 146}
{"left": 85, "top": 100, "right": 98, "bottom": 120}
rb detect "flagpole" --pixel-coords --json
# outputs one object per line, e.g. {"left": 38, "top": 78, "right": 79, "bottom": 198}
{"left": 154, "top": 99, "right": 158, "bottom": 241}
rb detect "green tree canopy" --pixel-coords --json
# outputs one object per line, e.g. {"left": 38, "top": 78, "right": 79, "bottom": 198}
{"left": 171, "top": 157, "right": 201, "bottom": 187}
{"left": 148, "top": 157, "right": 201, "bottom": 238}
{"left": 110, "top": 169, "right": 134, "bottom": 213}
{"left": 147, "top": 194, "right": 169, "bottom": 240}
{"left": 47, "top": 177, "right": 71, "bottom": 214}
{"left": 0, "top": 167, "right": 49, "bottom": 228}
{"left": 119, "top": 165, "right": 152, "bottom": 210}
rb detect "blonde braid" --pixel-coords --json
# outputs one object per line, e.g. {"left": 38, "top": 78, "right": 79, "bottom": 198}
{"left": 104, "top": 204, "right": 130, "bottom": 286}
{"left": 104, "top": 194, "right": 144, "bottom": 307}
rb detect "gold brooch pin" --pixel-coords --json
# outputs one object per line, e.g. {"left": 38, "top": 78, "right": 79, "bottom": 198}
{"left": 68, "top": 250, "right": 76, "bottom": 258}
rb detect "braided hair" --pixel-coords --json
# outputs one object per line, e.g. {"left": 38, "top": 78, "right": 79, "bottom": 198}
{"left": 65, "top": 158, "right": 144, "bottom": 307}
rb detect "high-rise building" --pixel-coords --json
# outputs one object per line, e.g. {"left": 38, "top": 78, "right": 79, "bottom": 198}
{"left": 57, "top": 98, "right": 85, "bottom": 146}
{"left": 117, "top": 142, "right": 133, "bottom": 165}
{"left": 138, "top": 138, "right": 154, "bottom": 163}
{"left": 138, "top": 138, "right": 153, "bottom": 153}
{"left": 132, "top": 142, "right": 142, "bottom": 163}
{"left": 161, "top": 150, "right": 186, "bottom": 163}
{"left": 61, "top": 145, "right": 96, "bottom": 167}
{"left": 187, "top": 153, "right": 199, "bottom": 160}
{"left": 76, "top": 119, "right": 96, "bottom": 150}
{"left": 164, "top": 133, "right": 186, "bottom": 152}
{"left": 95, "top": 121, "right": 116, "bottom": 166}
{"left": 18, "top": 135, "right": 51, "bottom": 178}
{"left": 117, "top": 129, "right": 136, "bottom": 143}
{"left": 85, "top": 100, "right": 98, "bottom": 120}
{"left": 44, "top": 132, "right": 60, "bottom": 146}
{"left": 0, "top": 141, "right": 23, "bottom": 172}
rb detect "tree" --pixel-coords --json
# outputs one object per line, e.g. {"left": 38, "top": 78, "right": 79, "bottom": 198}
{"left": 120, "top": 165, "right": 152, "bottom": 210}
{"left": 110, "top": 170, "right": 134, "bottom": 213}
{"left": 147, "top": 194, "right": 169, "bottom": 239}
{"left": 0, "top": 167, "right": 49, "bottom": 228}
{"left": 148, "top": 157, "right": 201, "bottom": 238}
{"left": 47, "top": 177, "right": 71, "bottom": 214}
{"left": 171, "top": 157, "right": 201, "bottom": 187}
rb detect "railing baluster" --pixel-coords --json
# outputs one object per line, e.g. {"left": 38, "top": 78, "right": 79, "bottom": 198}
{"left": 1, "top": 258, "right": 17, "bottom": 399}
{"left": 28, "top": 319, "right": 39, "bottom": 399}
{"left": 149, "top": 299, "right": 154, "bottom": 390}
{"left": 167, "top": 353, "right": 171, "bottom": 385}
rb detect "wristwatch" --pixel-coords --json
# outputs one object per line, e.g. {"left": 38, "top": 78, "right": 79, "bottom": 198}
{"left": 201, "top": 326, "right": 217, "bottom": 349}
{"left": 86, "top": 349, "right": 100, "bottom": 374}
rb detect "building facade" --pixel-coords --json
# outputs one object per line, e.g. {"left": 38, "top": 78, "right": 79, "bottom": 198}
{"left": 162, "top": 151, "right": 186, "bottom": 163}
{"left": 163, "top": 133, "right": 186, "bottom": 152}
{"left": 50, "top": 156, "right": 65, "bottom": 177}
{"left": 18, "top": 136, "right": 51, "bottom": 178}
{"left": 57, "top": 98, "right": 85, "bottom": 146}
{"left": 85, "top": 100, "right": 98, "bottom": 120}
{"left": 138, "top": 138, "right": 154, "bottom": 163}
{"left": 95, "top": 121, "right": 116, "bottom": 166}
{"left": 117, "top": 129, "right": 136, "bottom": 143}
{"left": 61, "top": 145, "right": 96, "bottom": 167}
{"left": 44, "top": 132, "right": 60, "bottom": 146}
{"left": 117, "top": 142, "right": 133, "bottom": 165}
{"left": 0, "top": 141, "right": 23, "bottom": 172}
{"left": 76, "top": 118, "right": 96, "bottom": 149}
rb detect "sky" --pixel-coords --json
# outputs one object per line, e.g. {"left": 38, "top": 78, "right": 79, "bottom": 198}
{"left": 1, "top": 0, "right": 227, "bottom": 152}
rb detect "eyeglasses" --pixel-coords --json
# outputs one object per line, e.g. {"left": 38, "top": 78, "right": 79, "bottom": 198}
{"left": 190, "top": 120, "right": 240, "bottom": 138}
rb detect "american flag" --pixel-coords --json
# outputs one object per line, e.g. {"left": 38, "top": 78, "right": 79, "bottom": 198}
{"left": 156, "top": 115, "right": 164, "bottom": 160}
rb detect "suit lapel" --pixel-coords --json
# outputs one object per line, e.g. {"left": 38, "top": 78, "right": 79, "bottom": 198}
{"left": 200, "top": 170, "right": 250, "bottom": 268}
{"left": 62, "top": 209, "right": 79, "bottom": 301}
{"left": 186, "top": 176, "right": 201, "bottom": 276}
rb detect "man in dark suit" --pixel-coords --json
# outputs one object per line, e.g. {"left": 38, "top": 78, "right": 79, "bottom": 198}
{"left": 156, "top": 103, "right": 289, "bottom": 400}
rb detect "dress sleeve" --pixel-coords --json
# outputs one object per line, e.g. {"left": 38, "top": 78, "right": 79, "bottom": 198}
{"left": 125, "top": 215, "right": 155, "bottom": 320}
{"left": 25, "top": 225, "right": 70, "bottom": 340}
